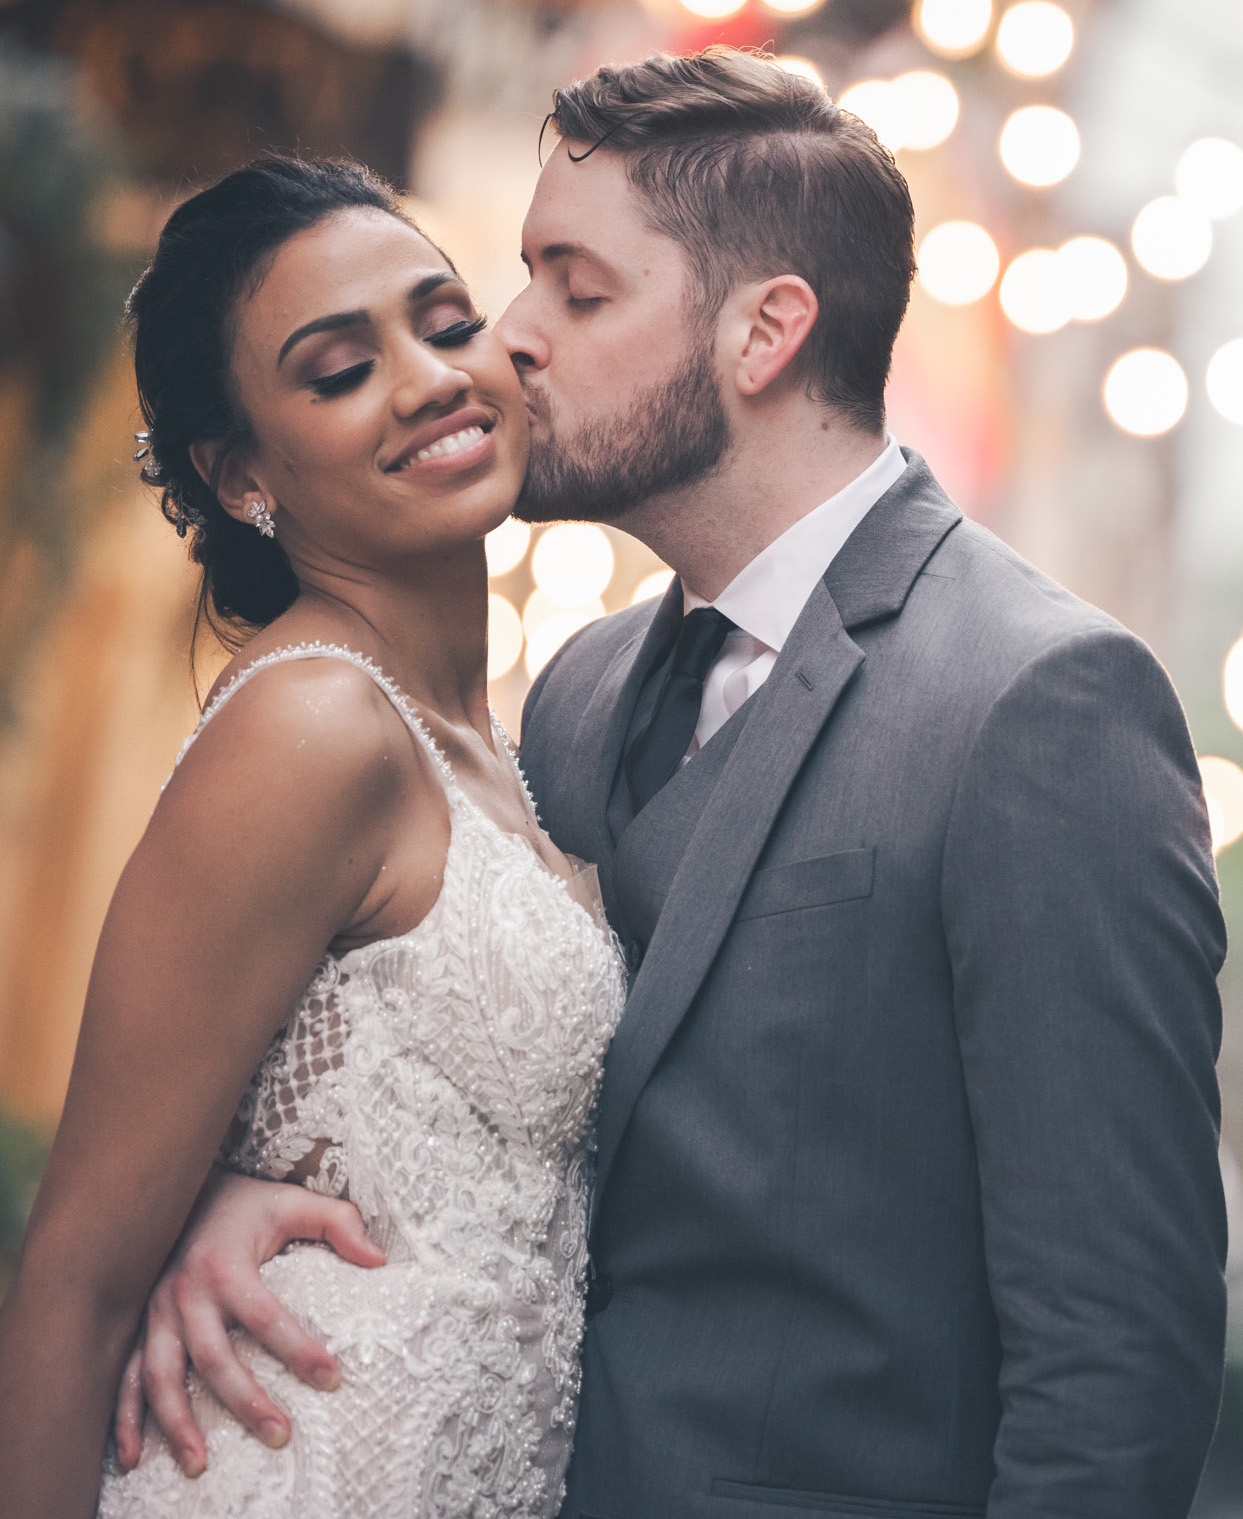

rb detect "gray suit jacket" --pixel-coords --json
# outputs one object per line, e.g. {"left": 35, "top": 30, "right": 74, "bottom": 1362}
{"left": 520, "top": 452, "right": 1227, "bottom": 1519}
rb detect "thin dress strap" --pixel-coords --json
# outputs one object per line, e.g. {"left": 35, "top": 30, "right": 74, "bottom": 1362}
{"left": 164, "top": 642, "right": 459, "bottom": 796}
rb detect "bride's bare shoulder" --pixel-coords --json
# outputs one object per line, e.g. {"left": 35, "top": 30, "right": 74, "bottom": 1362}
{"left": 162, "top": 654, "right": 422, "bottom": 831}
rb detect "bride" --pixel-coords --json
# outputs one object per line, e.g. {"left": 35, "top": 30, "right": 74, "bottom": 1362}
{"left": 0, "top": 156, "right": 624, "bottom": 1518}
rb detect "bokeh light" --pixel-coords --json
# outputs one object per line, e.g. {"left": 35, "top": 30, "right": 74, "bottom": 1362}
{"left": 1175, "top": 137, "right": 1243, "bottom": 222}
{"left": 1103, "top": 348, "right": 1188, "bottom": 437}
{"left": 917, "top": 0, "right": 993, "bottom": 58}
{"left": 631, "top": 569, "right": 676, "bottom": 605}
{"left": 486, "top": 593, "right": 523, "bottom": 680}
{"left": 1130, "top": 195, "right": 1212, "bottom": 281}
{"left": 1207, "top": 338, "right": 1243, "bottom": 424}
{"left": 1054, "top": 235, "right": 1128, "bottom": 322}
{"left": 1199, "top": 755, "right": 1243, "bottom": 854}
{"left": 999, "top": 105, "right": 1080, "bottom": 187}
{"left": 484, "top": 517, "right": 531, "bottom": 577}
{"left": 999, "top": 248, "right": 1068, "bottom": 334}
{"left": 1224, "top": 635, "right": 1243, "bottom": 731}
{"left": 522, "top": 589, "right": 605, "bottom": 679}
{"left": 838, "top": 80, "right": 905, "bottom": 153}
{"left": 917, "top": 220, "right": 1001, "bottom": 305}
{"left": 890, "top": 71, "right": 960, "bottom": 151}
{"left": 995, "top": 1, "right": 1074, "bottom": 77}
{"left": 763, "top": 0, "right": 826, "bottom": 15}
{"left": 531, "top": 523, "right": 614, "bottom": 605}
{"left": 775, "top": 57, "right": 825, "bottom": 89}
{"left": 840, "top": 72, "right": 959, "bottom": 153}
{"left": 676, "top": 0, "right": 746, "bottom": 16}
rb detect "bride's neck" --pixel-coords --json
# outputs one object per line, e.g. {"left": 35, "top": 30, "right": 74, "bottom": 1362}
{"left": 284, "top": 546, "right": 491, "bottom": 728}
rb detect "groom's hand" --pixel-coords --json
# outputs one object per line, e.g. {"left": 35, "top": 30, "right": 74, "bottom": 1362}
{"left": 113, "top": 1165, "right": 384, "bottom": 1477}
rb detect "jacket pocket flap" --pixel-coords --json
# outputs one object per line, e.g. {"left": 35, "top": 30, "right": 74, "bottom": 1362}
{"left": 735, "top": 847, "right": 874, "bottom": 922}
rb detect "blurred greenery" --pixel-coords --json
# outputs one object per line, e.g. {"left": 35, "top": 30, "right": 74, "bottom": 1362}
{"left": 0, "top": 1107, "right": 50, "bottom": 1298}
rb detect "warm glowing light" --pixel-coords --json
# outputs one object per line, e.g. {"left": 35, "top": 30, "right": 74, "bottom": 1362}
{"left": 996, "top": 1, "right": 1074, "bottom": 77}
{"left": 1199, "top": 755, "right": 1243, "bottom": 854}
{"left": 775, "top": 57, "right": 825, "bottom": 89}
{"left": 531, "top": 523, "right": 614, "bottom": 605}
{"left": 999, "top": 248, "right": 1068, "bottom": 334}
{"left": 917, "top": 221, "right": 1000, "bottom": 305}
{"left": 631, "top": 569, "right": 676, "bottom": 605}
{"left": 764, "top": 0, "right": 826, "bottom": 16}
{"left": 1224, "top": 637, "right": 1243, "bottom": 731}
{"left": 838, "top": 80, "right": 904, "bottom": 153}
{"left": 890, "top": 70, "right": 960, "bottom": 150}
{"left": 1130, "top": 195, "right": 1212, "bottom": 281}
{"left": 840, "top": 72, "right": 959, "bottom": 152}
{"left": 1103, "top": 348, "right": 1188, "bottom": 437}
{"left": 1176, "top": 138, "right": 1243, "bottom": 221}
{"left": 1207, "top": 339, "right": 1243, "bottom": 424}
{"left": 522, "top": 592, "right": 605, "bottom": 679}
{"left": 677, "top": 0, "right": 746, "bottom": 16}
{"left": 917, "top": 0, "right": 992, "bottom": 57}
{"left": 1054, "top": 235, "right": 1128, "bottom": 321}
{"left": 999, "top": 105, "right": 1080, "bottom": 186}
{"left": 486, "top": 594, "right": 523, "bottom": 680}
{"left": 484, "top": 517, "right": 531, "bottom": 577}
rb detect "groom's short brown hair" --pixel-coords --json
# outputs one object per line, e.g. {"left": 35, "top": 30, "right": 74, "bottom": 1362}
{"left": 549, "top": 48, "right": 916, "bottom": 433}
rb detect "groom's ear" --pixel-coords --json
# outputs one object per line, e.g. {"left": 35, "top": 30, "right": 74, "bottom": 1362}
{"left": 726, "top": 275, "right": 819, "bottom": 398}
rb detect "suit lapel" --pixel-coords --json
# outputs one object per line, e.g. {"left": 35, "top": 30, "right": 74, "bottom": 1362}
{"left": 563, "top": 579, "right": 683, "bottom": 876}
{"left": 592, "top": 579, "right": 864, "bottom": 1208}
{"left": 590, "top": 450, "right": 962, "bottom": 1215}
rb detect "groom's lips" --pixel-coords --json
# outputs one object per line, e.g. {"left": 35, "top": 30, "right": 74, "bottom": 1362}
{"left": 521, "top": 385, "right": 552, "bottom": 428}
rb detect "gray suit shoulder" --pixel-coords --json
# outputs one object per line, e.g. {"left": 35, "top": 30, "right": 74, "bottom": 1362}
{"left": 921, "top": 513, "right": 1159, "bottom": 685}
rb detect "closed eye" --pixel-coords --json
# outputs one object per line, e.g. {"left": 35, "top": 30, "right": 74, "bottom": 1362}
{"left": 309, "top": 361, "right": 373, "bottom": 399}
{"left": 426, "top": 315, "right": 488, "bottom": 348}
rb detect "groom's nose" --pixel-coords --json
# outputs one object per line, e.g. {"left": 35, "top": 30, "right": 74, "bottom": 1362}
{"left": 494, "top": 289, "right": 550, "bottom": 375}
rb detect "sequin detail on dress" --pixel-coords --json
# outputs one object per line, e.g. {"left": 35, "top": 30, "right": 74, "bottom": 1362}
{"left": 97, "top": 644, "right": 625, "bottom": 1519}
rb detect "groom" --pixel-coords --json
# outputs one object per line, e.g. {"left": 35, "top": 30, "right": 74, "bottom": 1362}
{"left": 125, "top": 49, "right": 1227, "bottom": 1517}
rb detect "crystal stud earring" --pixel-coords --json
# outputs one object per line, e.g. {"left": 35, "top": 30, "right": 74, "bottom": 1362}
{"left": 245, "top": 498, "right": 276, "bottom": 538}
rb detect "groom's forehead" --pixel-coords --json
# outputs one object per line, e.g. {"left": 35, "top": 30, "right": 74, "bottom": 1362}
{"left": 522, "top": 144, "right": 676, "bottom": 267}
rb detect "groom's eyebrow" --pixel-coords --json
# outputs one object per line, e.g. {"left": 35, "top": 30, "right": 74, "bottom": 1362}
{"left": 277, "top": 273, "right": 461, "bottom": 366}
{"left": 523, "top": 242, "right": 613, "bottom": 274}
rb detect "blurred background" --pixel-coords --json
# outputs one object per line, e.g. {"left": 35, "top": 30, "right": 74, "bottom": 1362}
{"left": 0, "top": 0, "right": 1240, "bottom": 1505}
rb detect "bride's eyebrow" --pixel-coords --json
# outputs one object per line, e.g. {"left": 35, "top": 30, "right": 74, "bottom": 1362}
{"left": 276, "top": 273, "right": 465, "bottom": 368}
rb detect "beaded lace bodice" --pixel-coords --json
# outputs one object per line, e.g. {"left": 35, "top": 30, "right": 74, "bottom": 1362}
{"left": 97, "top": 644, "right": 625, "bottom": 1519}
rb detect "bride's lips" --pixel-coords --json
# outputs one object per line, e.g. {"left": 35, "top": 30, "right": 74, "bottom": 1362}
{"left": 383, "top": 408, "right": 497, "bottom": 478}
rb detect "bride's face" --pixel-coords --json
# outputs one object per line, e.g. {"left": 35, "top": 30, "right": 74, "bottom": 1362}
{"left": 225, "top": 207, "right": 528, "bottom": 569}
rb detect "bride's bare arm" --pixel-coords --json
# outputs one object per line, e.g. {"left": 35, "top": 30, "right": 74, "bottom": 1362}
{"left": 0, "top": 663, "right": 427, "bottom": 1519}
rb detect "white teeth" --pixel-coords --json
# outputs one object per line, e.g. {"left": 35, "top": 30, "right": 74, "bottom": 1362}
{"left": 412, "top": 425, "right": 484, "bottom": 464}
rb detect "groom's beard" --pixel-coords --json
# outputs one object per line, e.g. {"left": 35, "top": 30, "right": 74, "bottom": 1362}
{"left": 513, "top": 341, "right": 730, "bottom": 524}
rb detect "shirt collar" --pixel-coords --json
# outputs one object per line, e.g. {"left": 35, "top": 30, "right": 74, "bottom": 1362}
{"left": 683, "top": 434, "right": 907, "bottom": 652}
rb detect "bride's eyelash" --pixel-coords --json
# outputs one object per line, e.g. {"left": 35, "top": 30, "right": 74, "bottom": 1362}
{"left": 426, "top": 315, "right": 488, "bottom": 348}
{"left": 309, "top": 362, "right": 373, "bottom": 399}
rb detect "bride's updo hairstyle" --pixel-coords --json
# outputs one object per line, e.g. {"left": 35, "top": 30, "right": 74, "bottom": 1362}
{"left": 128, "top": 156, "right": 416, "bottom": 647}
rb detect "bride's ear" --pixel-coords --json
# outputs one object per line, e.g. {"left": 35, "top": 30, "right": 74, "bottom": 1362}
{"left": 188, "top": 440, "right": 268, "bottom": 529}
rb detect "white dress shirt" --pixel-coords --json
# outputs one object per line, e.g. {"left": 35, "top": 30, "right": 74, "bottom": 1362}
{"left": 681, "top": 436, "right": 906, "bottom": 755}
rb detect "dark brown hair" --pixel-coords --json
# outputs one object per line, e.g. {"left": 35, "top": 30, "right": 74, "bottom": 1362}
{"left": 128, "top": 156, "right": 418, "bottom": 651}
{"left": 549, "top": 48, "right": 916, "bottom": 432}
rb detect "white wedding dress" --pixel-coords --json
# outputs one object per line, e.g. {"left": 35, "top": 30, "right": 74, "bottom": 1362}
{"left": 97, "top": 644, "right": 626, "bottom": 1519}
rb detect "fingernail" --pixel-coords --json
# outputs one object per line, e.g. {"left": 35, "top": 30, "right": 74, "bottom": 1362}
{"left": 312, "top": 1365, "right": 341, "bottom": 1392}
{"left": 260, "top": 1419, "right": 290, "bottom": 1450}
{"left": 183, "top": 1449, "right": 207, "bottom": 1479}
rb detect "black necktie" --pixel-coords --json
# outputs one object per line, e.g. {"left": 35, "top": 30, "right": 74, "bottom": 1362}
{"left": 625, "top": 607, "right": 735, "bottom": 814}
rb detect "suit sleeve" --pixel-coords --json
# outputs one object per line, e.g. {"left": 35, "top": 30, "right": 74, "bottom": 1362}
{"left": 941, "top": 626, "right": 1227, "bottom": 1519}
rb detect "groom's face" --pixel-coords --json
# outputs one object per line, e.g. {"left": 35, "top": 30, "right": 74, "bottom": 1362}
{"left": 496, "top": 142, "right": 729, "bottom": 524}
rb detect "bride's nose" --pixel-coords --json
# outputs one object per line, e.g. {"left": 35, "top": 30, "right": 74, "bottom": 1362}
{"left": 389, "top": 338, "right": 472, "bottom": 419}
